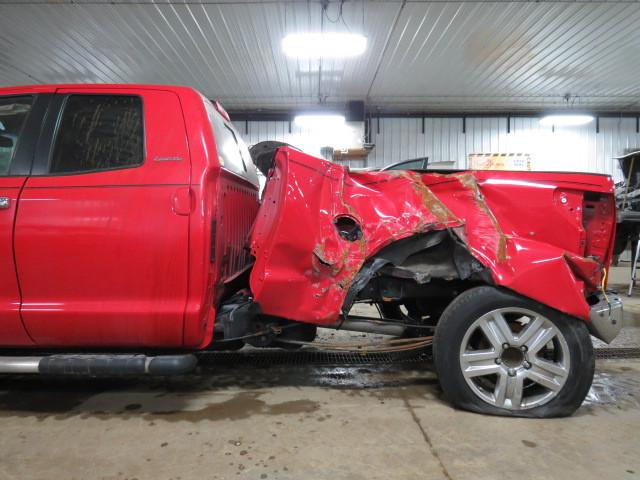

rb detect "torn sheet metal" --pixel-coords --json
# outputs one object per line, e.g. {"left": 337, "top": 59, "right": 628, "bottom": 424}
{"left": 249, "top": 148, "right": 616, "bottom": 325}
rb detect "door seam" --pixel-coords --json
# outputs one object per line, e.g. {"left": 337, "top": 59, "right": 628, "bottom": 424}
{"left": 13, "top": 176, "right": 37, "bottom": 344}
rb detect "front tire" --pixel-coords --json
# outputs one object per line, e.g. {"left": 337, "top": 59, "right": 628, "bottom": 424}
{"left": 433, "top": 286, "right": 594, "bottom": 418}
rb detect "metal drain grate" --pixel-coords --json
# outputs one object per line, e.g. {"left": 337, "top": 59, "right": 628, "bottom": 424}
{"left": 197, "top": 348, "right": 432, "bottom": 367}
{"left": 197, "top": 346, "right": 640, "bottom": 367}
{"left": 595, "top": 347, "right": 640, "bottom": 359}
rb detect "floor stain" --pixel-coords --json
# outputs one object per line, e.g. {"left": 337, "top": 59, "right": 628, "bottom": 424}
{"left": 0, "top": 359, "right": 634, "bottom": 423}
{"left": 581, "top": 364, "right": 640, "bottom": 414}
{"left": 147, "top": 393, "right": 321, "bottom": 423}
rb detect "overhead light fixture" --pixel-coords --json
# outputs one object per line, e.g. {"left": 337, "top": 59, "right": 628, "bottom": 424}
{"left": 294, "top": 114, "right": 346, "bottom": 129}
{"left": 282, "top": 33, "right": 367, "bottom": 58}
{"left": 540, "top": 114, "right": 594, "bottom": 127}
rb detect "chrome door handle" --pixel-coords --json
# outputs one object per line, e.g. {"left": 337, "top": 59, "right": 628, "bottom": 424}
{"left": 0, "top": 197, "right": 10, "bottom": 209}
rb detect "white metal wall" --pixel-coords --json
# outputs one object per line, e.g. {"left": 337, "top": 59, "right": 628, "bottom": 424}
{"left": 235, "top": 117, "right": 640, "bottom": 180}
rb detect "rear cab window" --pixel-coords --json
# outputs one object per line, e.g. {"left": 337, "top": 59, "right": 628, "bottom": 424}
{"left": 0, "top": 96, "right": 34, "bottom": 175}
{"left": 49, "top": 95, "right": 144, "bottom": 174}
{"left": 203, "top": 98, "right": 258, "bottom": 187}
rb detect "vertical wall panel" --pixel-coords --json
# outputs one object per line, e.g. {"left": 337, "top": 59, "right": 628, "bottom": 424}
{"left": 234, "top": 116, "right": 640, "bottom": 180}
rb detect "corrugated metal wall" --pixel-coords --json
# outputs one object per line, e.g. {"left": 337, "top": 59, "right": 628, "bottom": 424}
{"left": 234, "top": 117, "right": 640, "bottom": 181}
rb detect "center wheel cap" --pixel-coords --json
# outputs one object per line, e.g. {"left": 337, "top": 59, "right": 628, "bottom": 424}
{"left": 500, "top": 346, "right": 525, "bottom": 368}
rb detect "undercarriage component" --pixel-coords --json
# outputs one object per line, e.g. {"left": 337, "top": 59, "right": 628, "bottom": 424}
{"left": 274, "top": 335, "right": 432, "bottom": 354}
{"left": 212, "top": 292, "right": 318, "bottom": 349}
{"left": 328, "top": 316, "right": 409, "bottom": 336}
{"left": 343, "top": 230, "right": 488, "bottom": 324}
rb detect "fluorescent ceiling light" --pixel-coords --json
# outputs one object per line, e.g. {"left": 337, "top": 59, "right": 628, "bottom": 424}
{"left": 540, "top": 114, "right": 594, "bottom": 127}
{"left": 294, "top": 114, "right": 346, "bottom": 129}
{"left": 282, "top": 33, "right": 367, "bottom": 58}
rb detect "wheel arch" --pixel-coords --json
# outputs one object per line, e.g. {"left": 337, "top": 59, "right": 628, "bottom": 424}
{"left": 344, "top": 227, "right": 593, "bottom": 324}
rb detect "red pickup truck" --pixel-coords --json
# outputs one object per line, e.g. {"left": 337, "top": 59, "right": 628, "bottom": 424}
{"left": 0, "top": 84, "right": 622, "bottom": 417}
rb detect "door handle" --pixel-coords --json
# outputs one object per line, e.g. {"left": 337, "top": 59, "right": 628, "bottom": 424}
{"left": 0, "top": 197, "right": 10, "bottom": 209}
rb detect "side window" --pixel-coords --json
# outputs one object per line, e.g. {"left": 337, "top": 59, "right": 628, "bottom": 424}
{"left": 204, "top": 100, "right": 258, "bottom": 186}
{"left": 50, "top": 95, "right": 143, "bottom": 174}
{"left": 0, "top": 96, "right": 33, "bottom": 176}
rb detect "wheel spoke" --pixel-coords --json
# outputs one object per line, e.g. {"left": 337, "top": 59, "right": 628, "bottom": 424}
{"left": 461, "top": 349, "right": 501, "bottom": 379}
{"left": 494, "top": 371, "right": 508, "bottom": 406}
{"left": 494, "top": 372, "right": 524, "bottom": 409}
{"left": 531, "top": 357, "right": 568, "bottom": 380}
{"left": 479, "top": 315, "right": 511, "bottom": 350}
{"left": 461, "top": 349, "right": 499, "bottom": 364}
{"left": 507, "top": 374, "right": 525, "bottom": 408}
{"left": 491, "top": 311, "right": 516, "bottom": 345}
{"left": 525, "top": 364, "right": 563, "bottom": 392}
{"left": 515, "top": 316, "right": 545, "bottom": 347}
{"left": 527, "top": 326, "right": 557, "bottom": 356}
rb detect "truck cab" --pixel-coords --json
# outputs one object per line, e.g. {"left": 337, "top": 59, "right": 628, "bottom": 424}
{"left": 0, "top": 84, "right": 258, "bottom": 349}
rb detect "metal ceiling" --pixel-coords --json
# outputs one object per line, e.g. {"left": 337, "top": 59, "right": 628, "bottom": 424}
{"left": 1, "top": 0, "right": 639, "bottom": 112}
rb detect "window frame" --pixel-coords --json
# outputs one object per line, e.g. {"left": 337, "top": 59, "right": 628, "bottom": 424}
{"left": 0, "top": 94, "right": 36, "bottom": 177}
{"left": 223, "top": 123, "right": 248, "bottom": 173}
{"left": 202, "top": 97, "right": 259, "bottom": 188}
{"left": 43, "top": 93, "right": 146, "bottom": 177}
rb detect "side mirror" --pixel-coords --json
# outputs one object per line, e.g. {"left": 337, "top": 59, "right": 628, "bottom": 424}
{"left": 0, "top": 135, "right": 13, "bottom": 149}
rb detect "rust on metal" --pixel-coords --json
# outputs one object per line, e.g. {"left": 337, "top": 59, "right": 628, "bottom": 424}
{"left": 456, "top": 172, "right": 509, "bottom": 263}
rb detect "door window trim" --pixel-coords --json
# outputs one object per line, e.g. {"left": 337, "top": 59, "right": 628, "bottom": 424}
{"left": 36, "top": 93, "right": 147, "bottom": 177}
{"left": 0, "top": 93, "right": 52, "bottom": 178}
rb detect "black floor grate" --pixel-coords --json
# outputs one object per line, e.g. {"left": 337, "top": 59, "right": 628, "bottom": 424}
{"left": 197, "top": 348, "right": 432, "bottom": 367}
{"left": 197, "top": 346, "right": 639, "bottom": 367}
{"left": 595, "top": 347, "right": 640, "bottom": 359}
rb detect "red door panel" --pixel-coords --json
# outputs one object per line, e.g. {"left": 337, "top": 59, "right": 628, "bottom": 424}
{"left": 15, "top": 88, "right": 191, "bottom": 347}
{"left": 0, "top": 177, "right": 33, "bottom": 346}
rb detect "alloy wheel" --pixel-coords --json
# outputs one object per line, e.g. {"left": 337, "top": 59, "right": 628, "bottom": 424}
{"left": 459, "top": 307, "right": 570, "bottom": 410}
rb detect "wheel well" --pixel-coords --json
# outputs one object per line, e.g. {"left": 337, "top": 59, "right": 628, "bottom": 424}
{"left": 343, "top": 229, "right": 492, "bottom": 322}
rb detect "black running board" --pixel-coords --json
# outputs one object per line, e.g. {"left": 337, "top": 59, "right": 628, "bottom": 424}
{"left": 0, "top": 354, "right": 197, "bottom": 376}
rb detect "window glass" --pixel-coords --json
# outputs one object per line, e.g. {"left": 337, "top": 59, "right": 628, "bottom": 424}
{"left": 51, "top": 95, "right": 143, "bottom": 174}
{"left": 0, "top": 95, "right": 33, "bottom": 176}
{"left": 203, "top": 99, "right": 258, "bottom": 186}
{"left": 386, "top": 159, "right": 424, "bottom": 171}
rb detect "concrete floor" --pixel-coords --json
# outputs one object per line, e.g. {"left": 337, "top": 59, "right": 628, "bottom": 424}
{"left": 0, "top": 356, "right": 638, "bottom": 480}
{"left": 1, "top": 273, "right": 639, "bottom": 480}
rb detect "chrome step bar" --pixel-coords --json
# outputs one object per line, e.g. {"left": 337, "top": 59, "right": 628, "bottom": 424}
{"left": 0, "top": 354, "right": 197, "bottom": 376}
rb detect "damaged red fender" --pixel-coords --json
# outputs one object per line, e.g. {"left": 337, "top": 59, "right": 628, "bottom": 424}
{"left": 249, "top": 147, "right": 616, "bottom": 325}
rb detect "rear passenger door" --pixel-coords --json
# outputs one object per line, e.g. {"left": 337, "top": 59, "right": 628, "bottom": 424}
{"left": 15, "top": 88, "right": 191, "bottom": 347}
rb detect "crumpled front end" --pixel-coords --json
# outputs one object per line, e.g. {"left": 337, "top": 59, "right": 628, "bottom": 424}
{"left": 249, "top": 147, "right": 618, "bottom": 338}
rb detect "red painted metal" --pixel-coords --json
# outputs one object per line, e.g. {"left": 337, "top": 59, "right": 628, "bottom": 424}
{"left": 0, "top": 177, "right": 34, "bottom": 346}
{"left": 250, "top": 148, "right": 616, "bottom": 325}
{"left": 15, "top": 87, "right": 192, "bottom": 347}
{"left": 212, "top": 100, "right": 231, "bottom": 122}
